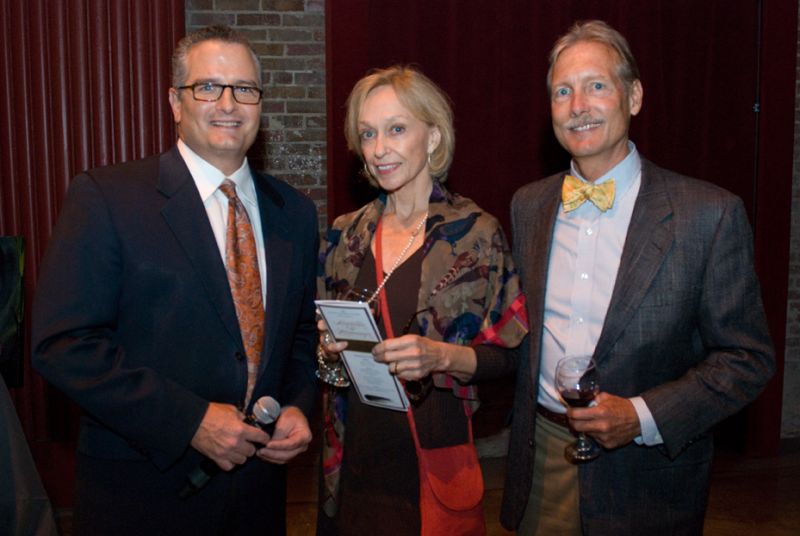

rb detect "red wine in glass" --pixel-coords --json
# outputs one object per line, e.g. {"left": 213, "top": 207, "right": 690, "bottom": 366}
{"left": 555, "top": 356, "right": 602, "bottom": 462}
{"left": 560, "top": 386, "right": 599, "bottom": 407}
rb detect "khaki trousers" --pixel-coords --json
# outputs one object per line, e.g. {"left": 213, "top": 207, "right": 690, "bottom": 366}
{"left": 517, "top": 414, "right": 582, "bottom": 535}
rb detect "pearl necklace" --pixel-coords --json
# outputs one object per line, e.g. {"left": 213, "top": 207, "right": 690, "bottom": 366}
{"left": 368, "top": 210, "right": 428, "bottom": 304}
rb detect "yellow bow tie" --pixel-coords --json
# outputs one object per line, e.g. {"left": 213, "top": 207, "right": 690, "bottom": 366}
{"left": 561, "top": 175, "right": 616, "bottom": 213}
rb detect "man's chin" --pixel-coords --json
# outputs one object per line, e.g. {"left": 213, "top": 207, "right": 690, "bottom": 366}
{"left": 208, "top": 141, "right": 248, "bottom": 156}
{"left": 560, "top": 142, "right": 601, "bottom": 159}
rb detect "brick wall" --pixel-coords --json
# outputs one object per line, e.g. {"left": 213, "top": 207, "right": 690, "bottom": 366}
{"left": 185, "top": 0, "right": 328, "bottom": 226}
{"left": 784, "top": 2, "right": 800, "bottom": 439}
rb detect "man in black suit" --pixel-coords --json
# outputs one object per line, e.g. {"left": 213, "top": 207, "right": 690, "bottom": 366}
{"left": 502, "top": 20, "right": 774, "bottom": 535}
{"left": 32, "top": 26, "right": 318, "bottom": 535}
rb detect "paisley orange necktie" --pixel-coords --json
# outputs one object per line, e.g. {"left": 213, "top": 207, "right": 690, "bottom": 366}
{"left": 219, "top": 179, "right": 264, "bottom": 406}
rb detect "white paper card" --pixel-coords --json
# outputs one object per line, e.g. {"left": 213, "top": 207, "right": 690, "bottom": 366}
{"left": 315, "top": 299, "right": 409, "bottom": 412}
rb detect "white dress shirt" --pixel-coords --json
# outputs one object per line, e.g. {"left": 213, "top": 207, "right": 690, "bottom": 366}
{"left": 538, "top": 142, "right": 662, "bottom": 446}
{"left": 177, "top": 139, "right": 267, "bottom": 305}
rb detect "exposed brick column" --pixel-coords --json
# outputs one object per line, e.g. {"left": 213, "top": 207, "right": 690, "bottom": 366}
{"left": 185, "top": 0, "right": 327, "bottom": 227}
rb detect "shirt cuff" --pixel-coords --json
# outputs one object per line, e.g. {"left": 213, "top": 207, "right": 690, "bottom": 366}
{"left": 630, "top": 396, "right": 664, "bottom": 446}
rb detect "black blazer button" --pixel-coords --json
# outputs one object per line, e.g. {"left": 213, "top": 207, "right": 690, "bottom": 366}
{"left": 235, "top": 351, "right": 245, "bottom": 361}
{"left": 528, "top": 439, "right": 534, "bottom": 448}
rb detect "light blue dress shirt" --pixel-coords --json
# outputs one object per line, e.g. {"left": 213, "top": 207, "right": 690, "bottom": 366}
{"left": 538, "top": 142, "right": 663, "bottom": 446}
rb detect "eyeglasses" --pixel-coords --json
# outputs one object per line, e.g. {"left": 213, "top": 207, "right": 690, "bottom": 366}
{"left": 175, "top": 82, "right": 263, "bottom": 105}
{"left": 401, "top": 308, "right": 429, "bottom": 337}
{"left": 347, "top": 292, "right": 433, "bottom": 403}
{"left": 401, "top": 308, "right": 434, "bottom": 404}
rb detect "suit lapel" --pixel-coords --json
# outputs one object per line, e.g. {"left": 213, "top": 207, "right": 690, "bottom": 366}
{"left": 253, "top": 173, "right": 289, "bottom": 374}
{"left": 594, "top": 162, "right": 674, "bottom": 363}
{"left": 520, "top": 176, "right": 563, "bottom": 380}
{"left": 158, "top": 148, "right": 243, "bottom": 350}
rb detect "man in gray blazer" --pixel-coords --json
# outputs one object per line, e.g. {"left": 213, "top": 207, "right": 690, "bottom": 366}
{"left": 502, "top": 20, "right": 774, "bottom": 535}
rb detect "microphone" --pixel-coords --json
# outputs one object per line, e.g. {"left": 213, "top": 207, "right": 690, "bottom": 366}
{"left": 245, "top": 396, "right": 280, "bottom": 437}
{"left": 179, "top": 396, "right": 281, "bottom": 499}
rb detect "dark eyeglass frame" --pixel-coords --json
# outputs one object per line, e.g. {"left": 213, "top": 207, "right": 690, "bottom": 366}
{"left": 401, "top": 307, "right": 429, "bottom": 337}
{"left": 401, "top": 308, "right": 434, "bottom": 403}
{"left": 354, "top": 294, "right": 433, "bottom": 403}
{"left": 175, "top": 82, "right": 263, "bottom": 104}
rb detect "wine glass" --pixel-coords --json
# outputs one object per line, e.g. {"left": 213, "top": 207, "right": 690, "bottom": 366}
{"left": 340, "top": 287, "right": 380, "bottom": 321}
{"left": 555, "top": 355, "right": 601, "bottom": 462}
{"left": 317, "top": 288, "right": 380, "bottom": 387}
{"left": 316, "top": 327, "right": 351, "bottom": 388}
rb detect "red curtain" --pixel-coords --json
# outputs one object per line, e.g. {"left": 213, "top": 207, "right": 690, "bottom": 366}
{"left": 0, "top": 0, "right": 184, "bottom": 505}
{"left": 326, "top": 0, "right": 796, "bottom": 455}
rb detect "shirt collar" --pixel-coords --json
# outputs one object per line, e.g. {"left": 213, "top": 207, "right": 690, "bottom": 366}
{"left": 569, "top": 141, "right": 641, "bottom": 200}
{"left": 177, "top": 139, "right": 256, "bottom": 205}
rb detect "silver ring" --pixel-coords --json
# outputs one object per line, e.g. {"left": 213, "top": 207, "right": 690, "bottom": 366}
{"left": 322, "top": 332, "right": 333, "bottom": 346}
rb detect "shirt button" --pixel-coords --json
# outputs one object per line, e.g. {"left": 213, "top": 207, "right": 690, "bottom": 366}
{"left": 577, "top": 317, "right": 584, "bottom": 324}
{"left": 580, "top": 273, "right": 589, "bottom": 280}
{"left": 586, "top": 228, "right": 594, "bottom": 235}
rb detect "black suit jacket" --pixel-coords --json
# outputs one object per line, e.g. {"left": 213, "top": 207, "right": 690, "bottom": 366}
{"left": 502, "top": 160, "right": 774, "bottom": 535}
{"left": 32, "top": 147, "right": 319, "bottom": 533}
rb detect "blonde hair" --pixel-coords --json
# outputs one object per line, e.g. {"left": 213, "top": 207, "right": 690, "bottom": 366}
{"left": 344, "top": 65, "right": 455, "bottom": 183}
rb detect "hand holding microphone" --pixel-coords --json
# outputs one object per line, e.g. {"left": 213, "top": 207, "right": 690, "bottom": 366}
{"left": 181, "top": 396, "right": 281, "bottom": 499}
{"left": 254, "top": 405, "right": 313, "bottom": 465}
{"left": 244, "top": 396, "right": 281, "bottom": 438}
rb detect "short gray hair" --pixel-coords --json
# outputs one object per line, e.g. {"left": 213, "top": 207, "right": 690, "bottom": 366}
{"left": 547, "top": 20, "right": 640, "bottom": 97}
{"left": 171, "top": 25, "right": 261, "bottom": 87}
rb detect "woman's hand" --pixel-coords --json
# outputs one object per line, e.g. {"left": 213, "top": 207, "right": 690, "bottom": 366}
{"left": 371, "top": 335, "right": 477, "bottom": 383}
{"left": 316, "top": 318, "right": 352, "bottom": 387}
{"left": 317, "top": 318, "right": 348, "bottom": 361}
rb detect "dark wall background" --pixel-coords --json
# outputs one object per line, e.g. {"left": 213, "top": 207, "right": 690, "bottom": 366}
{"left": 327, "top": 0, "right": 797, "bottom": 455}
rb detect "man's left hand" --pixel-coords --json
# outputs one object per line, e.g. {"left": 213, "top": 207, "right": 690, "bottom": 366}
{"left": 256, "top": 406, "right": 312, "bottom": 464}
{"left": 567, "top": 392, "right": 641, "bottom": 449}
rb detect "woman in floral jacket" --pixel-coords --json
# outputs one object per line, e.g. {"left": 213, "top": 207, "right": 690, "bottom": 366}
{"left": 316, "top": 65, "right": 528, "bottom": 535}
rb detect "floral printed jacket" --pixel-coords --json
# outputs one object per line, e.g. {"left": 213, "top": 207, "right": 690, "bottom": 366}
{"left": 317, "top": 182, "right": 528, "bottom": 516}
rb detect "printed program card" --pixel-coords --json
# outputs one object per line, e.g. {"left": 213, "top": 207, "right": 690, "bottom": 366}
{"left": 315, "top": 300, "right": 409, "bottom": 412}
